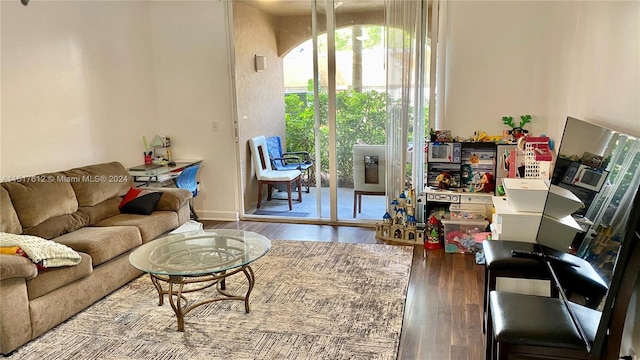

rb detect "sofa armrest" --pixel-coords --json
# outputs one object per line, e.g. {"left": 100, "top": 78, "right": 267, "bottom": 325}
{"left": 0, "top": 254, "right": 38, "bottom": 281}
{"left": 155, "top": 188, "right": 192, "bottom": 212}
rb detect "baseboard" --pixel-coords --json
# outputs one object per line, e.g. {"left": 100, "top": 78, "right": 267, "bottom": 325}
{"left": 195, "top": 210, "right": 239, "bottom": 221}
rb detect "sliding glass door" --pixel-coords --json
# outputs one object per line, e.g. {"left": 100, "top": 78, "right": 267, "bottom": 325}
{"left": 233, "top": 0, "right": 431, "bottom": 224}
{"left": 332, "top": 3, "right": 387, "bottom": 221}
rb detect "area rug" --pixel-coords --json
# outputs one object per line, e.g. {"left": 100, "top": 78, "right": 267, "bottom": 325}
{"left": 8, "top": 240, "right": 413, "bottom": 360}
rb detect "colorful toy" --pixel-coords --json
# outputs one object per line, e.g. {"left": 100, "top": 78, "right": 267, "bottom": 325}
{"left": 425, "top": 216, "right": 443, "bottom": 250}
{"left": 476, "top": 173, "right": 495, "bottom": 193}
{"left": 445, "top": 230, "right": 483, "bottom": 253}
{"left": 436, "top": 171, "right": 452, "bottom": 189}
{"left": 460, "top": 164, "right": 473, "bottom": 186}
{"left": 502, "top": 114, "right": 532, "bottom": 141}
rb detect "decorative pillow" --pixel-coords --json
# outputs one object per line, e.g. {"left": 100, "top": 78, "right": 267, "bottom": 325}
{"left": 118, "top": 188, "right": 162, "bottom": 215}
{"left": 0, "top": 232, "right": 81, "bottom": 268}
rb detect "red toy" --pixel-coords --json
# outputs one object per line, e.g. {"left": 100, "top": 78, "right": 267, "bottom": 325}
{"left": 478, "top": 173, "right": 495, "bottom": 193}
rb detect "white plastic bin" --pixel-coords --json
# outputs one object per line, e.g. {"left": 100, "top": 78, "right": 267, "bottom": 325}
{"left": 449, "top": 204, "right": 487, "bottom": 220}
{"left": 502, "top": 178, "right": 549, "bottom": 213}
{"left": 441, "top": 219, "right": 489, "bottom": 254}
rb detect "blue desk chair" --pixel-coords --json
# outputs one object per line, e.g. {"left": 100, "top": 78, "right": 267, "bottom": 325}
{"left": 175, "top": 164, "right": 200, "bottom": 220}
{"left": 266, "top": 136, "right": 313, "bottom": 193}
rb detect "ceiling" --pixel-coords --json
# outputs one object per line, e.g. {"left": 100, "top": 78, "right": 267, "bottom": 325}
{"left": 240, "top": 0, "right": 385, "bottom": 17}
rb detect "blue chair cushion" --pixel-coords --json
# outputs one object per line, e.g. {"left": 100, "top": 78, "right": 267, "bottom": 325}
{"left": 265, "top": 136, "right": 312, "bottom": 171}
{"left": 175, "top": 164, "right": 200, "bottom": 197}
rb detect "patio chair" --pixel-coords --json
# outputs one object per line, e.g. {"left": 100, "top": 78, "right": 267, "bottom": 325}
{"left": 249, "top": 136, "right": 302, "bottom": 211}
{"left": 266, "top": 136, "right": 313, "bottom": 193}
{"left": 352, "top": 144, "right": 386, "bottom": 218}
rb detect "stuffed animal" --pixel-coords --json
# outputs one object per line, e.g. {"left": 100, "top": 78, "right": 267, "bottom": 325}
{"left": 436, "top": 171, "right": 452, "bottom": 189}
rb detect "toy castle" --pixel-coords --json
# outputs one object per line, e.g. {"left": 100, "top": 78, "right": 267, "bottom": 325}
{"left": 375, "top": 188, "right": 425, "bottom": 245}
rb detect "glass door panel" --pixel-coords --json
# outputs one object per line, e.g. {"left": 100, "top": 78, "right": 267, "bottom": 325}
{"left": 235, "top": 0, "right": 393, "bottom": 223}
{"left": 333, "top": 2, "right": 387, "bottom": 221}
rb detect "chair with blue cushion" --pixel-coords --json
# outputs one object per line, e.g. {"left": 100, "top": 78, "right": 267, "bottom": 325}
{"left": 175, "top": 163, "right": 200, "bottom": 220}
{"left": 249, "top": 136, "right": 302, "bottom": 211}
{"left": 266, "top": 136, "right": 313, "bottom": 193}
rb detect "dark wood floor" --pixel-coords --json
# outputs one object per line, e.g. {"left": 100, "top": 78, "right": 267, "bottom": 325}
{"left": 202, "top": 220, "right": 486, "bottom": 360}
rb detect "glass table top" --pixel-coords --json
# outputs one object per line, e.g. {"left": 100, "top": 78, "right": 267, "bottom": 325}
{"left": 129, "top": 229, "right": 271, "bottom": 276}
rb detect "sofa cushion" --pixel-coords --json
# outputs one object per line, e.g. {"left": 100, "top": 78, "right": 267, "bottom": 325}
{"left": 78, "top": 198, "right": 121, "bottom": 225}
{"left": 2, "top": 176, "right": 78, "bottom": 228}
{"left": 63, "top": 162, "right": 132, "bottom": 207}
{"left": 53, "top": 226, "right": 142, "bottom": 266}
{"left": 0, "top": 254, "right": 37, "bottom": 281}
{"left": 26, "top": 252, "right": 92, "bottom": 300}
{"left": 155, "top": 188, "right": 192, "bottom": 211}
{"left": 22, "top": 211, "right": 90, "bottom": 239}
{"left": 0, "top": 187, "right": 22, "bottom": 234}
{"left": 95, "top": 211, "right": 178, "bottom": 243}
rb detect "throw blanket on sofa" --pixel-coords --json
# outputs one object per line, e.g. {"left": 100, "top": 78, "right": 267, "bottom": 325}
{"left": 0, "top": 232, "right": 81, "bottom": 268}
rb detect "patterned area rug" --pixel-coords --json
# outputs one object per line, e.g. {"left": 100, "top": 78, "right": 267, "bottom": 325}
{"left": 9, "top": 240, "right": 413, "bottom": 360}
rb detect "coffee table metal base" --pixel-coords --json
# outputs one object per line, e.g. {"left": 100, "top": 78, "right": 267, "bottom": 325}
{"left": 149, "top": 265, "right": 255, "bottom": 331}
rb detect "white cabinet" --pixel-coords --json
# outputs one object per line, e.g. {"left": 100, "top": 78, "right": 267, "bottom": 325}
{"left": 491, "top": 196, "right": 542, "bottom": 242}
{"left": 490, "top": 196, "right": 549, "bottom": 297}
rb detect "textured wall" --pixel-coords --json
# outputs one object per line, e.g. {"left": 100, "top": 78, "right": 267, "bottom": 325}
{"left": 233, "top": 2, "right": 286, "bottom": 212}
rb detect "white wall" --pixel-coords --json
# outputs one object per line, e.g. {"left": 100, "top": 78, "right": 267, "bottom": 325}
{"left": 148, "top": 1, "right": 238, "bottom": 221}
{"left": 444, "top": 0, "right": 639, "bottom": 143}
{"left": 444, "top": 1, "right": 553, "bottom": 139}
{"left": 1, "top": 0, "right": 238, "bottom": 221}
{"left": 1, "top": 1, "right": 158, "bottom": 176}
{"left": 547, "top": 1, "right": 640, "bottom": 139}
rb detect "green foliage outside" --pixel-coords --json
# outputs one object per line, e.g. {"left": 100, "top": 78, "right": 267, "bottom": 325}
{"left": 284, "top": 89, "right": 426, "bottom": 187}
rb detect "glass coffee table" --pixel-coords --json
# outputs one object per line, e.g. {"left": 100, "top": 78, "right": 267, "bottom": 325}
{"left": 129, "top": 229, "right": 271, "bottom": 331}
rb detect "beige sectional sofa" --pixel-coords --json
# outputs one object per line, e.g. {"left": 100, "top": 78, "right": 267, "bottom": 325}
{"left": 0, "top": 161, "right": 192, "bottom": 355}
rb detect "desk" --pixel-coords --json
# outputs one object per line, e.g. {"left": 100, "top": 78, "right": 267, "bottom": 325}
{"left": 129, "top": 160, "right": 201, "bottom": 187}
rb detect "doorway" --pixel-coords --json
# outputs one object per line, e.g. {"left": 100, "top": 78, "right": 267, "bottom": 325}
{"left": 231, "top": 0, "right": 430, "bottom": 225}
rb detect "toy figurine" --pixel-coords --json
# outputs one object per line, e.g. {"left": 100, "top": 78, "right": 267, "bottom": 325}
{"left": 425, "top": 216, "right": 443, "bottom": 250}
{"left": 460, "top": 164, "right": 472, "bottom": 186}
{"left": 436, "top": 171, "right": 452, "bottom": 189}
{"left": 480, "top": 173, "right": 495, "bottom": 193}
{"left": 502, "top": 115, "right": 531, "bottom": 141}
{"left": 477, "top": 173, "right": 495, "bottom": 193}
